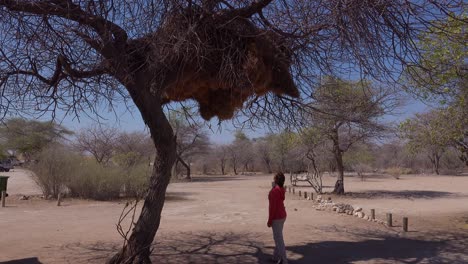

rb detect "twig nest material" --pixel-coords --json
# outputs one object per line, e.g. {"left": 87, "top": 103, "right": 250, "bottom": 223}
{"left": 143, "top": 7, "right": 299, "bottom": 120}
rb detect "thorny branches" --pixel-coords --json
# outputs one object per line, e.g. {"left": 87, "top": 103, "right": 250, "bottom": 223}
{"left": 0, "top": 0, "right": 466, "bottom": 126}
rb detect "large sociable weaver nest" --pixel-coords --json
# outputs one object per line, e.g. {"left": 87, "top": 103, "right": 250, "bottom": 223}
{"left": 142, "top": 7, "right": 299, "bottom": 120}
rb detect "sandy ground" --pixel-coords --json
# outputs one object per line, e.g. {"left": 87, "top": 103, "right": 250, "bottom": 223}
{"left": 1, "top": 169, "right": 467, "bottom": 264}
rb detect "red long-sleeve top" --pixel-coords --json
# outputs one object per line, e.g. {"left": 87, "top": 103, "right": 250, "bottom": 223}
{"left": 268, "top": 185, "right": 287, "bottom": 226}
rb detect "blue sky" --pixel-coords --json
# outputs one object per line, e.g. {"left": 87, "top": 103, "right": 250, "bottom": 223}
{"left": 55, "top": 95, "right": 430, "bottom": 145}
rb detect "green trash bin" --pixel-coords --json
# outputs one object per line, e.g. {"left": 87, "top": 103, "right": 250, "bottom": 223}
{"left": 0, "top": 176, "right": 9, "bottom": 199}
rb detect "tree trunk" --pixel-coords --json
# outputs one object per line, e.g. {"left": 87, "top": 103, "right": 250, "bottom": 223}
{"left": 171, "top": 160, "right": 178, "bottom": 179}
{"left": 434, "top": 153, "right": 441, "bottom": 175}
{"left": 265, "top": 159, "right": 272, "bottom": 173}
{"left": 220, "top": 160, "right": 225, "bottom": 175}
{"left": 331, "top": 130, "right": 345, "bottom": 194}
{"left": 108, "top": 77, "right": 177, "bottom": 263}
{"left": 177, "top": 155, "right": 191, "bottom": 180}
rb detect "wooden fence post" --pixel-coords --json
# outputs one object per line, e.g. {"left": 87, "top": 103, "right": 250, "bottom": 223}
{"left": 403, "top": 217, "right": 408, "bottom": 232}
{"left": 57, "top": 193, "right": 62, "bottom": 206}
{"left": 386, "top": 213, "right": 393, "bottom": 227}
{"left": 370, "top": 209, "right": 375, "bottom": 220}
{"left": 1, "top": 191, "right": 5, "bottom": 207}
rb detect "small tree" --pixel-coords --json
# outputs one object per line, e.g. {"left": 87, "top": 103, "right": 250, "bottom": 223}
{"left": 255, "top": 135, "right": 274, "bottom": 173}
{"left": 114, "top": 131, "right": 154, "bottom": 168}
{"left": 168, "top": 110, "right": 210, "bottom": 180}
{"left": 213, "top": 145, "right": 229, "bottom": 175}
{"left": 74, "top": 125, "right": 118, "bottom": 165}
{"left": 307, "top": 78, "right": 393, "bottom": 194}
{"left": 297, "top": 128, "right": 328, "bottom": 193}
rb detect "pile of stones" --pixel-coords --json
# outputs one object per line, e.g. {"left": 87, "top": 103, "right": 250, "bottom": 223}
{"left": 311, "top": 195, "right": 388, "bottom": 225}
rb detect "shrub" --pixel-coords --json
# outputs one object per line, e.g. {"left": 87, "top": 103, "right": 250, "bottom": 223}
{"left": 30, "top": 146, "right": 150, "bottom": 200}
{"left": 29, "top": 145, "right": 78, "bottom": 199}
{"left": 384, "top": 167, "right": 413, "bottom": 179}
{"left": 67, "top": 160, "right": 125, "bottom": 200}
{"left": 122, "top": 163, "right": 151, "bottom": 198}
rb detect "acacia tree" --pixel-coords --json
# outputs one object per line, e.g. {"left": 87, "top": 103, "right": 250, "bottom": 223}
{"left": 0, "top": 1, "right": 464, "bottom": 263}
{"left": 114, "top": 131, "right": 154, "bottom": 168}
{"left": 213, "top": 145, "right": 228, "bottom": 175}
{"left": 0, "top": 118, "right": 71, "bottom": 162}
{"left": 308, "top": 78, "right": 394, "bottom": 194}
{"left": 168, "top": 110, "right": 210, "bottom": 180}
{"left": 255, "top": 135, "right": 274, "bottom": 173}
{"left": 74, "top": 125, "right": 118, "bottom": 164}
{"left": 400, "top": 110, "right": 453, "bottom": 175}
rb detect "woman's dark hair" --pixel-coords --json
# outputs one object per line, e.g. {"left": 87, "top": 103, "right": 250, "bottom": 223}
{"left": 275, "top": 172, "right": 285, "bottom": 187}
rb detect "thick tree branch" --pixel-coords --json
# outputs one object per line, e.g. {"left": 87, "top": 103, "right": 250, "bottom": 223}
{"left": 218, "top": 0, "right": 273, "bottom": 20}
{"left": 0, "top": 0, "right": 127, "bottom": 54}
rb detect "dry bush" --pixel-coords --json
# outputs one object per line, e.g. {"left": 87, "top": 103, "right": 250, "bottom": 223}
{"left": 384, "top": 167, "right": 413, "bottom": 179}
{"left": 67, "top": 161, "right": 150, "bottom": 200}
{"left": 29, "top": 145, "right": 78, "bottom": 199}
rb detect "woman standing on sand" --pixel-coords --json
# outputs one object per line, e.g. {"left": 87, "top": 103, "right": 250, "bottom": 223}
{"left": 268, "top": 172, "right": 288, "bottom": 264}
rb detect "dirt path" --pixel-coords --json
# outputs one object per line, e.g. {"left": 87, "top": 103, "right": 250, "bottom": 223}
{"left": 1, "top": 172, "right": 467, "bottom": 263}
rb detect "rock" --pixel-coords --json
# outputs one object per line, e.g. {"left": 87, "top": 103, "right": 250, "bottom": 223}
{"left": 357, "top": 212, "right": 365, "bottom": 218}
{"left": 294, "top": 208, "right": 298, "bottom": 211}
{"left": 332, "top": 207, "right": 338, "bottom": 211}
{"left": 338, "top": 209, "right": 345, "bottom": 213}
{"left": 354, "top": 207, "right": 363, "bottom": 213}
{"left": 19, "top": 195, "right": 29, "bottom": 200}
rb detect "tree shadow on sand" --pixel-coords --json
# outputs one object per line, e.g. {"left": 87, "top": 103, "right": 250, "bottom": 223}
{"left": 344, "top": 190, "right": 463, "bottom": 200}
{"left": 65, "top": 230, "right": 468, "bottom": 263}
{"left": 191, "top": 175, "right": 249, "bottom": 183}
{"left": 2, "top": 258, "right": 42, "bottom": 264}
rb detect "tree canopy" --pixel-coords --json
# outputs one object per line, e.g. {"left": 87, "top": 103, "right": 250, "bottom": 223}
{"left": 0, "top": 118, "right": 71, "bottom": 161}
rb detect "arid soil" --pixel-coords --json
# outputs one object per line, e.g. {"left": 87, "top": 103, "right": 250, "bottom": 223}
{"left": 1, "top": 169, "right": 467, "bottom": 263}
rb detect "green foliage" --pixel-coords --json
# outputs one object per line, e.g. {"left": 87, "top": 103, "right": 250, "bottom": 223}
{"left": 0, "top": 118, "right": 72, "bottom": 161}
{"left": 233, "top": 131, "right": 248, "bottom": 141}
{"left": 406, "top": 14, "right": 467, "bottom": 101}
{"left": 343, "top": 143, "right": 375, "bottom": 170}
{"left": 400, "top": 110, "right": 453, "bottom": 154}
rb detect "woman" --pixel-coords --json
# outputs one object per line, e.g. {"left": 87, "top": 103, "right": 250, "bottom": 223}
{"left": 268, "top": 172, "right": 288, "bottom": 264}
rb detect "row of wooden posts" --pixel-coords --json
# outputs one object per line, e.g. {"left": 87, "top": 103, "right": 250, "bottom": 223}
{"left": 1, "top": 191, "right": 62, "bottom": 207}
{"left": 286, "top": 186, "right": 409, "bottom": 232}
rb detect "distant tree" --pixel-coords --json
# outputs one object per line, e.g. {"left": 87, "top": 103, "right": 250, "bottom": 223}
{"left": 168, "top": 110, "right": 210, "bottom": 180}
{"left": 270, "top": 131, "right": 297, "bottom": 172}
{"left": 307, "top": 78, "right": 394, "bottom": 194}
{"left": 74, "top": 125, "right": 118, "bottom": 165}
{"left": 213, "top": 145, "right": 229, "bottom": 175}
{"left": 228, "top": 131, "right": 251, "bottom": 175}
{"left": 344, "top": 142, "right": 375, "bottom": 181}
{"left": 255, "top": 135, "right": 274, "bottom": 173}
{"left": 0, "top": 118, "right": 71, "bottom": 162}
{"left": 114, "top": 131, "right": 154, "bottom": 168}
{"left": 400, "top": 110, "right": 454, "bottom": 174}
